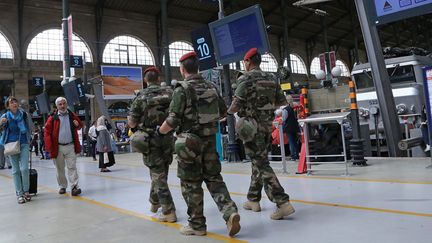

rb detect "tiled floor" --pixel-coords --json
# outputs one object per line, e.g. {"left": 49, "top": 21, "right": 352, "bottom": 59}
{"left": 0, "top": 153, "right": 431, "bottom": 243}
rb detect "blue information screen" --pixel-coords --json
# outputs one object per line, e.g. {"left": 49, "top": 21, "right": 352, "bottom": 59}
{"left": 213, "top": 14, "right": 263, "bottom": 64}
{"left": 209, "top": 5, "right": 270, "bottom": 65}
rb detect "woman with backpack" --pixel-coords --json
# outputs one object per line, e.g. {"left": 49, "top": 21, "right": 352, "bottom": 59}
{"left": 0, "top": 96, "right": 32, "bottom": 204}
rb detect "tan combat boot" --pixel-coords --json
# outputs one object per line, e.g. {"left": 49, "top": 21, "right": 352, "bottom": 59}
{"left": 150, "top": 204, "right": 161, "bottom": 213}
{"left": 226, "top": 213, "right": 241, "bottom": 237}
{"left": 158, "top": 211, "right": 177, "bottom": 223}
{"left": 243, "top": 201, "right": 261, "bottom": 212}
{"left": 270, "top": 201, "right": 295, "bottom": 220}
{"left": 179, "top": 225, "right": 207, "bottom": 236}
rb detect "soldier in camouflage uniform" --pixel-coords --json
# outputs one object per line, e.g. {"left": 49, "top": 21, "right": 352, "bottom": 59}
{"left": 128, "top": 66, "right": 176, "bottom": 223}
{"left": 158, "top": 52, "right": 241, "bottom": 237}
{"left": 228, "top": 48, "right": 295, "bottom": 220}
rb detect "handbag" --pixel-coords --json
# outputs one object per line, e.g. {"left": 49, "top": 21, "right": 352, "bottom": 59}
{"left": 4, "top": 134, "right": 21, "bottom": 156}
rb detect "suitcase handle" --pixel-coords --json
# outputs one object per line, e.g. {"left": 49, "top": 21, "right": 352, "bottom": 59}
{"left": 29, "top": 150, "right": 32, "bottom": 169}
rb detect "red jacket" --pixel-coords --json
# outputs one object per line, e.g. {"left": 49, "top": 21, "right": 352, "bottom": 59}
{"left": 44, "top": 109, "right": 83, "bottom": 159}
{"left": 272, "top": 116, "right": 288, "bottom": 145}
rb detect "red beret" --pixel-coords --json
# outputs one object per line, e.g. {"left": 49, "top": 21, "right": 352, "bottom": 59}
{"left": 144, "top": 66, "right": 160, "bottom": 75}
{"left": 179, "top": 51, "right": 197, "bottom": 62}
{"left": 243, "top": 47, "right": 259, "bottom": 61}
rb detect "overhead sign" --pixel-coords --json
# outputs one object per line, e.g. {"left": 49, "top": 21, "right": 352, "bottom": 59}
{"left": 32, "top": 77, "right": 43, "bottom": 87}
{"left": 62, "top": 78, "right": 86, "bottom": 105}
{"left": 372, "top": 0, "right": 432, "bottom": 25}
{"left": 318, "top": 51, "right": 336, "bottom": 73}
{"left": 280, "top": 83, "right": 292, "bottom": 91}
{"left": 191, "top": 26, "right": 217, "bottom": 71}
{"left": 35, "top": 92, "right": 50, "bottom": 114}
{"left": 70, "top": 55, "right": 83, "bottom": 68}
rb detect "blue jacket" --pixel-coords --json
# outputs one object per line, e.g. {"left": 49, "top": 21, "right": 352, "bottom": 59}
{"left": 0, "top": 109, "right": 32, "bottom": 146}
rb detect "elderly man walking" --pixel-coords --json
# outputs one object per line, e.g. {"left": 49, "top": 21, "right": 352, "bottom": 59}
{"left": 44, "top": 97, "right": 83, "bottom": 196}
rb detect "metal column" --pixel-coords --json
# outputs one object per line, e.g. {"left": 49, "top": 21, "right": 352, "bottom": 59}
{"left": 219, "top": 0, "right": 240, "bottom": 162}
{"left": 354, "top": 0, "right": 403, "bottom": 157}
{"left": 18, "top": 0, "right": 24, "bottom": 67}
{"left": 161, "top": 0, "right": 171, "bottom": 85}
{"left": 282, "top": 0, "right": 290, "bottom": 68}
{"left": 62, "top": 0, "right": 71, "bottom": 83}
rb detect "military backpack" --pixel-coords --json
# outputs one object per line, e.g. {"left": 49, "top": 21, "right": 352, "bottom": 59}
{"left": 178, "top": 79, "right": 220, "bottom": 125}
{"left": 238, "top": 71, "right": 278, "bottom": 121}
{"left": 174, "top": 79, "right": 220, "bottom": 161}
{"left": 139, "top": 86, "right": 172, "bottom": 128}
{"left": 130, "top": 86, "right": 172, "bottom": 154}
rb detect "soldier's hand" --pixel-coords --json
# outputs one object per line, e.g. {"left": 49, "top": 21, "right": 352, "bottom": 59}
{"left": 155, "top": 126, "right": 165, "bottom": 137}
{"left": 73, "top": 120, "right": 79, "bottom": 127}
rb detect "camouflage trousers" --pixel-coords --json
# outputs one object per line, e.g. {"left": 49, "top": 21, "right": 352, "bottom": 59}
{"left": 243, "top": 122, "right": 290, "bottom": 205}
{"left": 177, "top": 134, "right": 238, "bottom": 231}
{"left": 143, "top": 135, "right": 175, "bottom": 214}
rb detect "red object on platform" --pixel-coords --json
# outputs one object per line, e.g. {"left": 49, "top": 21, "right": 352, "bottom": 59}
{"left": 297, "top": 132, "right": 307, "bottom": 174}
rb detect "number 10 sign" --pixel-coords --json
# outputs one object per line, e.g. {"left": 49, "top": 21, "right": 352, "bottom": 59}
{"left": 191, "top": 26, "right": 217, "bottom": 71}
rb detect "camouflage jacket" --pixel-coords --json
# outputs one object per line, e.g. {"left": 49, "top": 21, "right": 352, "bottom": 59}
{"left": 129, "top": 84, "right": 173, "bottom": 132}
{"left": 166, "top": 74, "right": 226, "bottom": 136}
{"left": 234, "top": 67, "right": 286, "bottom": 122}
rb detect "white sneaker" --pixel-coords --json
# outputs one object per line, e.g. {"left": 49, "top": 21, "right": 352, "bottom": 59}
{"left": 425, "top": 144, "right": 430, "bottom": 152}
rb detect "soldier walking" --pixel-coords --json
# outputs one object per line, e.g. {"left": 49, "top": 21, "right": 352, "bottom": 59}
{"left": 128, "top": 66, "right": 176, "bottom": 222}
{"left": 228, "top": 48, "right": 295, "bottom": 220}
{"left": 158, "top": 52, "right": 241, "bottom": 237}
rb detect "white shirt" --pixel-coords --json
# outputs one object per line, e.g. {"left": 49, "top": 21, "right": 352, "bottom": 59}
{"left": 89, "top": 125, "right": 97, "bottom": 141}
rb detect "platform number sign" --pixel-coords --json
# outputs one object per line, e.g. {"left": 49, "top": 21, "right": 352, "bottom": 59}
{"left": 191, "top": 26, "right": 217, "bottom": 71}
{"left": 69, "top": 55, "right": 83, "bottom": 68}
{"left": 197, "top": 38, "right": 210, "bottom": 59}
{"left": 32, "top": 77, "right": 43, "bottom": 87}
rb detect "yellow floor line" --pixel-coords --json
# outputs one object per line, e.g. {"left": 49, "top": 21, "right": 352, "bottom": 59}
{"left": 24, "top": 165, "right": 432, "bottom": 219}
{"left": 78, "top": 158, "right": 432, "bottom": 185}
{"left": 291, "top": 199, "right": 432, "bottom": 218}
{"left": 0, "top": 173, "right": 246, "bottom": 243}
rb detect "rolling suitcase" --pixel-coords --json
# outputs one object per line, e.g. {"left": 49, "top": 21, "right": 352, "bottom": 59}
{"left": 29, "top": 154, "right": 38, "bottom": 195}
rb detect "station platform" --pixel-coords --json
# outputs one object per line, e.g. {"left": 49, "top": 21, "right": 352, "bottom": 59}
{"left": 0, "top": 154, "right": 431, "bottom": 243}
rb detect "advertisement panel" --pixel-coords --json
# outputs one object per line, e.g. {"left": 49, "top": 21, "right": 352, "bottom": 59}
{"left": 101, "top": 66, "right": 143, "bottom": 100}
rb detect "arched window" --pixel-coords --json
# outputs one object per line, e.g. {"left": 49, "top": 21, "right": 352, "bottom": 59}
{"left": 310, "top": 57, "right": 321, "bottom": 75}
{"left": 27, "top": 29, "right": 92, "bottom": 62}
{"left": 261, "top": 53, "right": 278, "bottom": 72}
{"left": 283, "top": 54, "right": 307, "bottom": 74}
{"left": 163, "top": 41, "right": 194, "bottom": 67}
{"left": 103, "top": 35, "right": 154, "bottom": 65}
{"left": 336, "top": 60, "right": 350, "bottom": 77}
{"left": 0, "top": 32, "right": 13, "bottom": 59}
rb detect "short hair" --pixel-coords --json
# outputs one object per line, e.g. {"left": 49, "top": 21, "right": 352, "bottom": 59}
{"left": 181, "top": 56, "right": 199, "bottom": 74}
{"left": 286, "top": 95, "right": 293, "bottom": 105}
{"left": 5, "top": 96, "right": 18, "bottom": 109}
{"left": 145, "top": 70, "right": 159, "bottom": 83}
{"left": 55, "top": 97, "right": 67, "bottom": 106}
{"left": 249, "top": 53, "right": 261, "bottom": 66}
